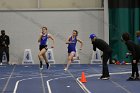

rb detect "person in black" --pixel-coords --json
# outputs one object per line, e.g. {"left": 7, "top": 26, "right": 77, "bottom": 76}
{"left": 89, "top": 34, "right": 112, "bottom": 80}
{"left": 0, "top": 30, "right": 10, "bottom": 65}
{"left": 122, "top": 32, "right": 140, "bottom": 80}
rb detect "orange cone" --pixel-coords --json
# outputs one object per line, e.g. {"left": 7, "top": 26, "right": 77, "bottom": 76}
{"left": 80, "top": 72, "right": 87, "bottom": 83}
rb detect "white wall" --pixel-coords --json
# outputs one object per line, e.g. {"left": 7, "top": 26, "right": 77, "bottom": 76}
{"left": 0, "top": 0, "right": 102, "bottom": 8}
{"left": 0, "top": 10, "right": 104, "bottom": 64}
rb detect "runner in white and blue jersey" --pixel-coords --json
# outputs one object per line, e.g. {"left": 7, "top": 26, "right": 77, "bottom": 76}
{"left": 64, "top": 30, "right": 83, "bottom": 71}
{"left": 38, "top": 27, "right": 55, "bottom": 70}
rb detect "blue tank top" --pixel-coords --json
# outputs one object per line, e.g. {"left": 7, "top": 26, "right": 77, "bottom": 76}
{"left": 68, "top": 36, "right": 77, "bottom": 50}
{"left": 40, "top": 34, "right": 48, "bottom": 45}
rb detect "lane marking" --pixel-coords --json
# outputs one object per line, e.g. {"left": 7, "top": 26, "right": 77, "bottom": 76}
{"left": 40, "top": 72, "right": 46, "bottom": 93}
{"left": 77, "top": 71, "right": 138, "bottom": 93}
{"left": 110, "top": 80, "right": 132, "bottom": 93}
{"left": 0, "top": 76, "right": 23, "bottom": 80}
{"left": 76, "top": 78, "right": 91, "bottom": 93}
{"left": 66, "top": 86, "right": 70, "bottom": 88}
{"left": 2, "top": 65, "right": 16, "bottom": 93}
{"left": 13, "top": 76, "right": 48, "bottom": 93}
{"left": 13, "top": 71, "right": 70, "bottom": 93}
{"left": 66, "top": 70, "right": 91, "bottom": 93}
{"left": 46, "top": 76, "right": 72, "bottom": 93}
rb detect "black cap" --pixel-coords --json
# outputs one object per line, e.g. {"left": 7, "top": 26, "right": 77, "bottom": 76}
{"left": 1, "top": 30, "right": 5, "bottom": 32}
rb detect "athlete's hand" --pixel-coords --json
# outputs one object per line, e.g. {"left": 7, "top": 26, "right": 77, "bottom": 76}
{"left": 133, "top": 60, "right": 136, "bottom": 64}
{"left": 40, "top": 33, "right": 43, "bottom": 36}
{"left": 125, "top": 52, "right": 132, "bottom": 58}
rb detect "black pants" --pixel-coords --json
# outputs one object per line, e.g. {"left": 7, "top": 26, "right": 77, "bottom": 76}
{"left": 131, "top": 60, "right": 139, "bottom": 77}
{"left": 102, "top": 51, "right": 112, "bottom": 77}
{"left": 0, "top": 47, "right": 9, "bottom": 63}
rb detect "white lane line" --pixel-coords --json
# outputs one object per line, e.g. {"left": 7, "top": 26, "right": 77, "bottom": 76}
{"left": 86, "top": 71, "right": 132, "bottom": 78}
{"left": 76, "top": 71, "right": 135, "bottom": 93}
{"left": 47, "top": 79, "right": 53, "bottom": 93}
{"left": 13, "top": 76, "right": 48, "bottom": 93}
{"left": 0, "top": 76, "right": 23, "bottom": 80}
{"left": 46, "top": 76, "right": 72, "bottom": 93}
{"left": 76, "top": 78, "right": 91, "bottom": 93}
{"left": 110, "top": 80, "right": 132, "bottom": 93}
{"left": 40, "top": 72, "right": 46, "bottom": 93}
{"left": 0, "top": 66, "right": 7, "bottom": 68}
{"left": 47, "top": 68, "right": 90, "bottom": 73}
{"left": 2, "top": 65, "right": 16, "bottom": 93}
{"left": 13, "top": 71, "right": 70, "bottom": 93}
{"left": 0, "top": 73, "right": 42, "bottom": 81}
{"left": 66, "top": 70, "right": 91, "bottom": 93}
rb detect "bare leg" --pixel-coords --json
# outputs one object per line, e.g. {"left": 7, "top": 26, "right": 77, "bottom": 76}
{"left": 43, "top": 53, "right": 48, "bottom": 64}
{"left": 64, "top": 52, "right": 75, "bottom": 71}
{"left": 38, "top": 48, "right": 47, "bottom": 69}
{"left": 43, "top": 53, "right": 50, "bottom": 69}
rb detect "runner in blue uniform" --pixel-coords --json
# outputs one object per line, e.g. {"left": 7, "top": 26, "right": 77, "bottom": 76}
{"left": 38, "top": 27, "right": 55, "bottom": 70}
{"left": 64, "top": 30, "right": 83, "bottom": 71}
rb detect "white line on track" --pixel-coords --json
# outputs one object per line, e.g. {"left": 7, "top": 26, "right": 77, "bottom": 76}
{"left": 13, "top": 70, "right": 70, "bottom": 93}
{"left": 0, "top": 76, "right": 23, "bottom": 80}
{"left": 40, "top": 72, "right": 46, "bottom": 93}
{"left": 66, "top": 70, "right": 91, "bottom": 93}
{"left": 76, "top": 78, "right": 91, "bottom": 93}
{"left": 110, "top": 80, "right": 132, "bottom": 93}
{"left": 2, "top": 65, "right": 16, "bottom": 93}
{"left": 46, "top": 76, "right": 72, "bottom": 93}
{"left": 13, "top": 76, "right": 48, "bottom": 93}
{"left": 76, "top": 71, "right": 137, "bottom": 93}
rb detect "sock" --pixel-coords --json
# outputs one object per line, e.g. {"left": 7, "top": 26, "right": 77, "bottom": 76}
{"left": 40, "top": 61, "right": 43, "bottom": 68}
{"left": 46, "top": 62, "right": 49, "bottom": 69}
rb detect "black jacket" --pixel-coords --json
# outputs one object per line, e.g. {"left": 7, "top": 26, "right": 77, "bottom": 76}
{"left": 0, "top": 35, "right": 10, "bottom": 47}
{"left": 125, "top": 40, "right": 140, "bottom": 60}
{"left": 92, "top": 38, "right": 112, "bottom": 53}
